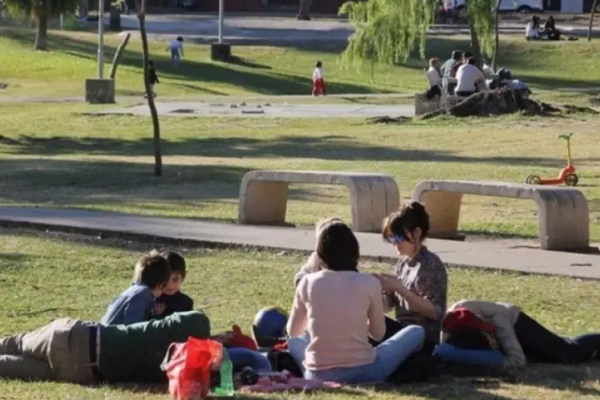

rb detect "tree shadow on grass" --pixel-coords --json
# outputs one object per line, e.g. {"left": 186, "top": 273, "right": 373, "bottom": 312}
{"left": 0, "top": 28, "right": 388, "bottom": 95}
{"left": 5, "top": 134, "right": 600, "bottom": 168}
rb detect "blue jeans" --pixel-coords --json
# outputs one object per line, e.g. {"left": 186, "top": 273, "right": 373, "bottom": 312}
{"left": 226, "top": 348, "right": 272, "bottom": 374}
{"left": 171, "top": 49, "right": 180, "bottom": 66}
{"left": 288, "top": 325, "right": 425, "bottom": 384}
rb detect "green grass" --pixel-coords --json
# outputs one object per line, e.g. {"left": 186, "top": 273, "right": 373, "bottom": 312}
{"left": 2, "top": 28, "right": 600, "bottom": 98}
{"left": 1, "top": 228, "right": 600, "bottom": 399}
{"left": 2, "top": 102, "right": 600, "bottom": 242}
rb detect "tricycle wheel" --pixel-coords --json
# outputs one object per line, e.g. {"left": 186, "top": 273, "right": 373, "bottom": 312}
{"left": 526, "top": 175, "right": 542, "bottom": 185}
{"left": 565, "top": 174, "right": 579, "bottom": 187}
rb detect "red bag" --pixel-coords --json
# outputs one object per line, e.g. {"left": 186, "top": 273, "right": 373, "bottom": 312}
{"left": 161, "top": 337, "right": 224, "bottom": 400}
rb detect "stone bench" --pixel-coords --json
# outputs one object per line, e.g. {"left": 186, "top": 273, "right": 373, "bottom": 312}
{"left": 411, "top": 180, "right": 589, "bottom": 251}
{"left": 238, "top": 170, "right": 400, "bottom": 232}
{"left": 414, "top": 93, "right": 440, "bottom": 115}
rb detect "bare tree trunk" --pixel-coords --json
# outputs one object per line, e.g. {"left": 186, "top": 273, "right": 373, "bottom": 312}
{"left": 34, "top": 9, "right": 48, "bottom": 50}
{"left": 588, "top": 0, "right": 599, "bottom": 41}
{"left": 110, "top": 32, "right": 131, "bottom": 79}
{"left": 136, "top": 0, "right": 162, "bottom": 177}
{"left": 109, "top": 4, "right": 121, "bottom": 31}
{"left": 297, "top": 0, "right": 311, "bottom": 20}
{"left": 466, "top": 3, "right": 483, "bottom": 67}
{"left": 491, "top": 0, "right": 500, "bottom": 70}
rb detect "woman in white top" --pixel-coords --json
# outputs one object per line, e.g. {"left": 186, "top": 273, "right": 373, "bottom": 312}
{"left": 455, "top": 58, "right": 485, "bottom": 97}
{"left": 286, "top": 220, "right": 425, "bottom": 384}
{"left": 425, "top": 58, "right": 442, "bottom": 101}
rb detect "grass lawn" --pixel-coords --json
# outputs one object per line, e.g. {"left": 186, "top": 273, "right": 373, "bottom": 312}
{"left": 2, "top": 102, "right": 600, "bottom": 241}
{"left": 2, "top": 28, "right": 600, "bottom": 98}
{"left": 1, "top": 228, "right": 600, "bottom": 399}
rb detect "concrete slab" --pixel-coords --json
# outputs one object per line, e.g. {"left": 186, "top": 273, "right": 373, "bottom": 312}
{"left": 92, "top": 102, "right": 415, "bottom": 118}
{"left": 0, "top": 206, "right": 599, "bottom": 280}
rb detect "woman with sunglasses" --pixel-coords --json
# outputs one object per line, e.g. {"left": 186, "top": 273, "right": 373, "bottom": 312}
{"left": 374, "top": 201, "right": 448, "bottom": 353}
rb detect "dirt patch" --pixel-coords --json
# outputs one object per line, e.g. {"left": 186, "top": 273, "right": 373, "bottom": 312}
{"left": 0, "top": 83, "right": 8, "bottom": 89}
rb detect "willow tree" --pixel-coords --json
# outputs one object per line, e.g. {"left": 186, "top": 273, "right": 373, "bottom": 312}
{"left": 339, "top": 0, "right": 496, "bottom": 70}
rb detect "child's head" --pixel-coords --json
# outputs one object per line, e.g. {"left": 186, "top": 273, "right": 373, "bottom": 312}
{"left": 133, "top": 254, "right": 171, "bottom": 297}
{"left": 176, "top": 36, "right": 184, "bottom": 42}
{"left": 429, "top": 57, "right": 440, "bottom": 69}
{"left": 316, "top": 220, "right": 359, "bottom": 272}
{"left": 316, "top": 61, "right": 322, "bottom": 68}
{"left": 452, "top": 50, "right": 462, "bottom": 61}
{"left": 463, "top": 51, "right": 473, "bottom": 61}
{"left": 159, "top": 250, "right": 187, "bottom": 295}
{"left": 381, "top": 201, "right": 430, "bottom": 256}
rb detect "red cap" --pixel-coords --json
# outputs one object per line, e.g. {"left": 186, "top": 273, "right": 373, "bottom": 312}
{"left": 443, "top": 307, "right": 496, "bottom": 333}
{"left": 229, "top": 325, "right": 259, "bottom": 351}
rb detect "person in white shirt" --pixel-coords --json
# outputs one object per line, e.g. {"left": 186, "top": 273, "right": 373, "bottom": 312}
{"left": 525, "top": 16, "right": 540, "bottom": 41}
{"left": 312, "top": 61, "right": 326, "bottom": 96}
{"left": 455, "top": 58, "right": 485, "bottom": 97}
{"left": 425, "top": 57, "right": 442, "bottom": 100}
{"left": 167, "top": 36, "right": 184, "bottom": 66}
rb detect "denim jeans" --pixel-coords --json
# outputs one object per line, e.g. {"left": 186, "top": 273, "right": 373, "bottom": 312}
{"left": 226, "top": 348, "right": 272, "bottom": 374}
{"left": 287, "top": 325, "right": 425, "bottom": 384}
{"left": 514, "top": 312, "right": 600, "bottom": 364}
{"left": 171, "top": 49, "right": 180, "bottom": 66}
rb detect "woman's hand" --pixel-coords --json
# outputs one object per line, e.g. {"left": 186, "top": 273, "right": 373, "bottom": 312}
{"left": 373, "top": 273, "right": 404, "bottom": 294}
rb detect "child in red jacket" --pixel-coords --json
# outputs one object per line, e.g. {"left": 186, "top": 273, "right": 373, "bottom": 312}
{"left": 312, "top": 61, "right": 326, "bottom": 96}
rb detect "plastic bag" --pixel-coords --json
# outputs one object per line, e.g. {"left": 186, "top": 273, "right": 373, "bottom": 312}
{"left": 161, "top": 337, "right": 224, "bottom": 400}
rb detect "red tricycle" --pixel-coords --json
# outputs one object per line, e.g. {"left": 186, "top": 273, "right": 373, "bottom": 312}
{"left": 525, "top": 133, "right": 578, "bottom": 187}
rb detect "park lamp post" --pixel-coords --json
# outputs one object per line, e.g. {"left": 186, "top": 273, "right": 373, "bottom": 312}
{"left": 97, "top": 0, "right": 105, "bottom": 79}
{"left": 211, "top": 0, "right": 231, "bottom": 60}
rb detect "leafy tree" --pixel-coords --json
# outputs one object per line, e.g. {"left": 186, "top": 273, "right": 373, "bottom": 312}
{"left": 339, "top": 0, "right": 496, "bottom": 70}
{"left": 134, "top": 0, "right": 162, "bottom": 176}
{"left": 2, "top": 0, "right": 79, "bottom": 50}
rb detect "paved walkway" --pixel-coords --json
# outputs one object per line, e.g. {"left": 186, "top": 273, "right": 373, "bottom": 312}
{"left": 93, "top": 102, "right": 415, "bottom": 118}
{"left": 111, "top": 15, "right": 597, "bottom": 44}
{"left": 0, "top": 206, "right": 599, "bottom": 279}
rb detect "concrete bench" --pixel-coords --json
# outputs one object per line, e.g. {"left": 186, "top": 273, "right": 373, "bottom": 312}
{"left": 414, "top": 93, "right": 440, "bottom": 115}
{"left": 411, "top": 180, "right": 589, "bottom": 251}
{"left": 238, "top": 170, "right": 400, "bottom": 232}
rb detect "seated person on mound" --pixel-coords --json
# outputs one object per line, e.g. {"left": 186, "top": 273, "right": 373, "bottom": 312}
{"left": 375, "top": 202, "right": 448, "bottom": 353}
{"left": 154, "top": 250, "right": 194, "bottom": 317}
{"left": 293, "top": 217, "right": 342, "bottom": 287}
{"left": 425, "top": 57, "right": 443, "bottom": 101}
{"left": 100, "top": 254, "right": 171, "bottom": 325}
{"left": 441, "top": 50, "right": 462, "bottom": 94}
{"left": 455, "top": 57, "right": 485, "bottom": 97}
{"left": 0, "top": 311, "right": 210, "bottom": 383}
{"left": 286, "top": 220, "right": 425, "bottom": 384}
{"left": 441, "top": 299, "right": 600, "bottom": 370}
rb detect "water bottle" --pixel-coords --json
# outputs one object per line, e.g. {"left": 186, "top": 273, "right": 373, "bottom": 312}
{"left": 214, "top": 358, "right": 234, "bottom": 396}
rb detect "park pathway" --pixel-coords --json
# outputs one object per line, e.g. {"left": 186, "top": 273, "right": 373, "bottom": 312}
{"left": 0, "top": 206, "right": 599, "bottom": 279}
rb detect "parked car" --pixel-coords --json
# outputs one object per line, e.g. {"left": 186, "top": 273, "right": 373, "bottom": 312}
{"left": 455, "top": 0, "right": 543, "bottom": 12}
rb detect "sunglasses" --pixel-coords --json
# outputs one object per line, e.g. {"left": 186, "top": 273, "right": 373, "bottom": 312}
{"left": 385, "top": 234, "right": 406, "bottom": 244}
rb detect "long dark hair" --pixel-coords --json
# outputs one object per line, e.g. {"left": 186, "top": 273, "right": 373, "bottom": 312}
{"left": 316, "top": 221, "right": 359, "bottom": 272}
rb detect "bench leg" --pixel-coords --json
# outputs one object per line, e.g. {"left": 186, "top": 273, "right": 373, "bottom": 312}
{"left": 238, "top": 181, "right": 288, "bottom": 225}
{"left": 537, "top": 191, "right": 590, "bottom": 251}
{"left": 349, "top": 177, "right": 401, "bottom": 233}
{"left": 420, "top": 191, "right": 463, "bottom": 238}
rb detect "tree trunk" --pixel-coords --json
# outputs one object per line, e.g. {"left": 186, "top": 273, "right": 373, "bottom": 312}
{"left": 110, "top": 32, "right": 131, "bottom": 79}
{"left": 297, "top": 0, "right": 312, "bottom": 20}
{"left": 109, "top": 4, "right": 121, "bottom": 31}
{"left": 136, "top": 0, "right": 162, "bottom": 177}
{"left": 491, "top": 0, "right": 500, "bottom": 70}
{"left": 34, "top": 11, "right": 48, "bottom": 51}
{"left": 588, "top": 0, "right": 599, "bottom": 41}
{"left": 466, "top": 3, "right": 483, "bottom": 66}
